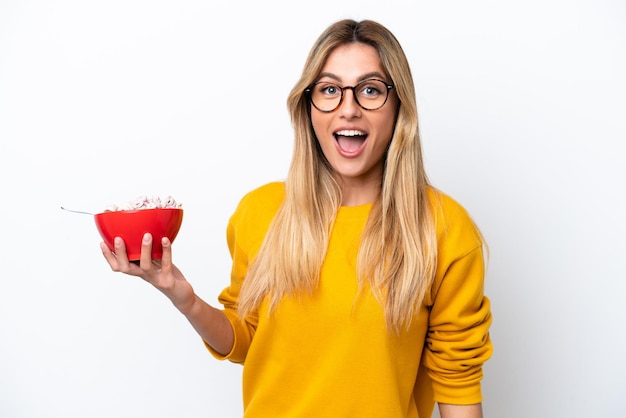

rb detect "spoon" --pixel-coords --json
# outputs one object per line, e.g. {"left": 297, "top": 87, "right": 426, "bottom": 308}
{"left": 61, "top": 206, "right": 94, "bottom": 215}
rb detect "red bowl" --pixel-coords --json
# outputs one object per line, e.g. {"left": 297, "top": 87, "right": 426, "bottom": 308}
{"left": 95, "top": 208, "right": 183, "bottom": 261}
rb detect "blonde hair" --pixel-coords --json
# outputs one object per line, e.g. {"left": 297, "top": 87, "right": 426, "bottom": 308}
{"left": 238, "top": 19, "right": 437, "bottom": 332}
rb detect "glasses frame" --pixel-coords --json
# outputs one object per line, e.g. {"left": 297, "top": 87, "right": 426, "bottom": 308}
{"left": 305, "top": 78, "right": 395, "bottom": 113}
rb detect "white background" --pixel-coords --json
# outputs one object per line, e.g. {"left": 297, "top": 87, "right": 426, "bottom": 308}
{"left": 1, "top": 1, "right": 624, "bottom": 417}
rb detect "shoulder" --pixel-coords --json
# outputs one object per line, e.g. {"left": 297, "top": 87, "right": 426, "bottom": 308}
{"left": 425, "top": 187, "right": 488, "bottom": 307}
{"left": 229, "top": 181, "right": 286, "bottom": 232}
{"left": 236, "top": 181, "right": 285, "bottom": 213}
{"left": 426, "top": 186, "right": 483, "bottom": 252}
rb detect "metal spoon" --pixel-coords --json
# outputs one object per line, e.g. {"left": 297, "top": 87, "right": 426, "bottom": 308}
{"left": 60, "top": 206, "right": 94, "bottom": 215}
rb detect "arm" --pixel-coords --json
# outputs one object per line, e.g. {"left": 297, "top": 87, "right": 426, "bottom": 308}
{"left": 423, "top": 191, "right": 493, "bottom": 407}
{"left": 439, "top": 403, "right": 483, "bottom": 418}
{"left": 423, "top": 244, "right": 492, "bottom": 404}
{"left": 100, "top": 233, "right": 234, "bottom": 356}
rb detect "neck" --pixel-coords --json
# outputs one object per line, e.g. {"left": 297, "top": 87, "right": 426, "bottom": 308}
{"left": 338, "top": 178, "right": 381, "bottom": 206}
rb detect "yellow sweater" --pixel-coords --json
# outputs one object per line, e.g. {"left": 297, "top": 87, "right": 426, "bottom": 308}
{"left": 207, "top": 182, "right": 492, "bottom": 417}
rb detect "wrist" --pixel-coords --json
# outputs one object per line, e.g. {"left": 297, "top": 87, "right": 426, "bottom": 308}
{"left": 172, "top": 292, "right": 199, "bottom": 317}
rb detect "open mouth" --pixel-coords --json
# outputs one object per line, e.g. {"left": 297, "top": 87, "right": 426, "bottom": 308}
{"left": 334, "top": 129, "right": 367, "bottom": 154}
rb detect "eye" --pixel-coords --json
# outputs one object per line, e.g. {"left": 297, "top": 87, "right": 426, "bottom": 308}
{"left": 357, "top": 80, "right": 384, "bottom": 98}
{"left": 316, "top": 82, "right": 341, "bottom": 97}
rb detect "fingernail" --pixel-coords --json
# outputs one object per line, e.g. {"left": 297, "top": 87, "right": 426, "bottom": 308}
{"left": 114, "top": 237, "right": 122, "bottom": 247}
{"left": 143, "top": 233, "right": 151, "bottom": 243}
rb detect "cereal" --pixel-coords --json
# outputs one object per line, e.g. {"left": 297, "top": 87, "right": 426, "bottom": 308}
{"left": 104, "top": 195, "right": 182, "bottom": 212}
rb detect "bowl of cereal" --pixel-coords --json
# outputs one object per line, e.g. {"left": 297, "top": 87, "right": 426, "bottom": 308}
{"left": 95, "top": 196, "right": 183, "bottom": 261}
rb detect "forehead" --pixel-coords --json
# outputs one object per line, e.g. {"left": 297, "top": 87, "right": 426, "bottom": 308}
{"left": 320, "top": 43, "right": 385, "bottom": 82}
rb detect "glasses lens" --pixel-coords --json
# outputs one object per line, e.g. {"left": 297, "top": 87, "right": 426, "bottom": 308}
{"left": 310, "top": 82, "right": 342, "bottom": 112}
{"left": 309, "top": 79, "right": 390, "bottom": 112}
{"left": 354, "top": 79, "right": 389, "bottom": 110}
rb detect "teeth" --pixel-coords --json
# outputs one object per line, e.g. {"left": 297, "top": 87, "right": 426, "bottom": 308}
{"left": 335, "top": 129, "right": 365, "bottom": 137}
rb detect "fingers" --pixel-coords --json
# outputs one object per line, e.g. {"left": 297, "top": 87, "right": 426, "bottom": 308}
{"left": 100, "top": 237, "right": 136, "bottom": 274}
{"left": 139, "top": 233, "right": 154, "bottom": 270}
{"left": 100, "top": 234, "right": 175, "bottom": 282}
{"left": 100, "top": 242, "right": 118, "bottom": 268}
{"left": 113, "top": 236, "right": 134, "bottom": 272}
{"left": 160, "top": 237, "right": 173, "bottom": 271}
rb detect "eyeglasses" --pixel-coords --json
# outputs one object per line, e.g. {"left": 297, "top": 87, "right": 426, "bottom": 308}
{"left": 305, "top": 78, "right": 395, "bottom": 112}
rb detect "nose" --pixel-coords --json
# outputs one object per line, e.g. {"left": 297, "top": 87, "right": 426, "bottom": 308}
{"left": 338, "top": 88, "right": 361, "bottom": 118}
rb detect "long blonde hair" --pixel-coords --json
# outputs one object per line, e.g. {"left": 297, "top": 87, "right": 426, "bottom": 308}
{"left": 238, "top": 19, "right": 437, "bottom": 332}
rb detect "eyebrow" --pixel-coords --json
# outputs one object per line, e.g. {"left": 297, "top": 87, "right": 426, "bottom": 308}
{"left": 316, "top": 71, "right": 388, "bottom": 84}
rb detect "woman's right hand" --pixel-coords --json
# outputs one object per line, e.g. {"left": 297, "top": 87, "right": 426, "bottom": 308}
{"left": 100, "top": 233, "right": 196, "bottom": 314}
{"left": 100, "top": 233, "right": 235, "bottom": 355}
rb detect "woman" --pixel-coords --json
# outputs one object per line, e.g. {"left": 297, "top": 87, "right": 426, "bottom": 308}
{"left": 101, "top": 19, "right": 493, "bottom": 418}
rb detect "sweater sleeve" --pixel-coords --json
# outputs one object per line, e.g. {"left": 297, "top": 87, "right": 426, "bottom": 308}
{"left": 422, "top": 191, "right": 493, "bottom": 404}
{"left": 204, "top": 182, "right": 284, "bottom": 364}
